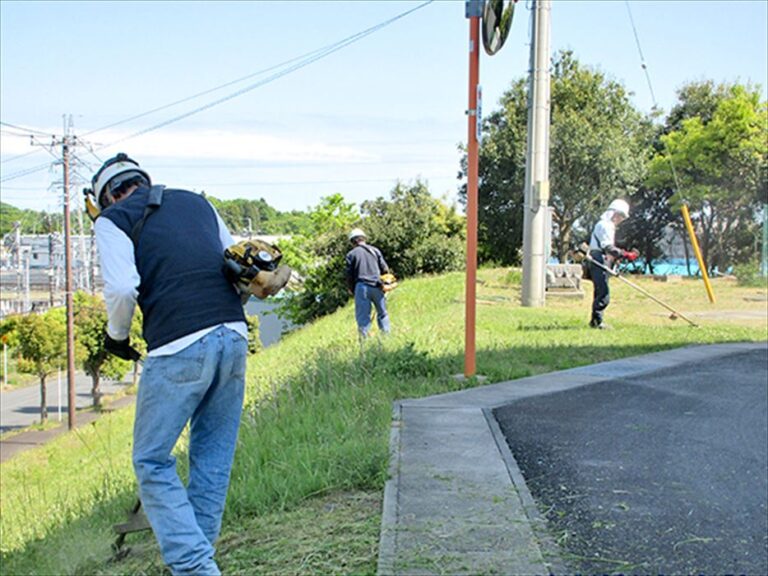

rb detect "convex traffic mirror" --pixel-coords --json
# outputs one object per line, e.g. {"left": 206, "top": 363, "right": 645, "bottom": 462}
{"left": 482, "top": 0, "right": 516, "bottom": 55}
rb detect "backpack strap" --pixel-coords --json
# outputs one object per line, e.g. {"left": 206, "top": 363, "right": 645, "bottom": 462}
{"left": 360, "top": 244, "right": 384, "bottom": 273}
{"left": 590, "top": 230, "right": 603, "bottom": 252}
{"left": 130, "top": 185, "right": 166, "bottom": 246}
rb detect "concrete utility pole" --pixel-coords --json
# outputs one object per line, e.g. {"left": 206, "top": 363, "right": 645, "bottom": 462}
{"left": 521, "top": 0, "right": 552, "bottom": 307}
{"left": 762, "top": 203, "right": 768, "bottom": 277}
{"left": 48, "top": 232, "right": 56, "bottom": 306}
{"left": 76, "top": 207, "right": 89, "bottom": 293}
{"left": 62, "top": 117, "right": 77, "bottom": 430}
{"left": 22, "top": 247, "right": 30, "bottom": 312}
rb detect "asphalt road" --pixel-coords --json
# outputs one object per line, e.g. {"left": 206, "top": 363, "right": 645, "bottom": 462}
{"left": 0, "top": 371, "right": 133, "bottom": 433}
{"left": 495, "top": 347, "right": 768, "bottom": 575}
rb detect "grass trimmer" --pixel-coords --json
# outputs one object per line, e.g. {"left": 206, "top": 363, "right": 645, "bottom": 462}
{"left": 111, "top": 498, "right": 151, "bottom": 560}
{"left": 577, "top": 243, "right": 698, "bottom": 327}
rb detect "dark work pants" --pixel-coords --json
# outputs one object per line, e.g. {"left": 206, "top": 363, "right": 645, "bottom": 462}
{"left": 590, "top": 251, "right": 610, "bottom": 325}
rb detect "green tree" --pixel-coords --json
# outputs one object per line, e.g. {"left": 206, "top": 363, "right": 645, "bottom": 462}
{"left": 460, "top": 77, "right": 528, "bottom": 265}
{"left": 73, "top": 291, "right": 134, "bottom": 408}
{"left": 665, "top": 80, "right": 733, "bottom": 133}
{"left": 279, "top": 194, "right": 359, "bottom": 325}
{"left": 0, "top": 316, "right": 21, "bottom": 387}
{"left": 15, "top": 310, "right": 67, "bottom": 423}
{"left": 462, "top": 50, "right": 647, "bottom": 264}
{"left": 261, "top": 209, "right": 312, "bottom": 235}
{"left": 361, "top": 180, "right": 465, "bottom": 276}
{"left": 206, "top": 195, "right": 308, "bottom": 236}
{"left": 0, "top": 203, "right": 62, "bottom": 236}
{"left": 621, "top": 186, "right": 676, "bottom": 274}
{"left": 649, "top": 82, "right": 768, "bottom": 271}
{"left": 246, "top": 314, "right": 261, "bottom": 355}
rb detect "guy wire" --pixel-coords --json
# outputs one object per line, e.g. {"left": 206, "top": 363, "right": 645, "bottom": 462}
{"left": 624, "top": 0, "right": 686, "bottom": 203}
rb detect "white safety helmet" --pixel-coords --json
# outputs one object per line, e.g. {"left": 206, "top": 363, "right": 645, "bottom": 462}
{"left": 608, "top": 199, "right": 630, "bottom": 218}
{"left": 84, "top": 153, "right": 151, "bottom": 220}
{"left": 348, "top": 228, "right": 367, "bottom": 242}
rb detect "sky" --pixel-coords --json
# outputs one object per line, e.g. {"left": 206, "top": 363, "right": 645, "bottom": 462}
{"left": 1, "top": 0, "right": 767, "bottom": 219}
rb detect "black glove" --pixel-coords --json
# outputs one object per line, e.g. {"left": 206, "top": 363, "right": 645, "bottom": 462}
{"left": 104, "top": 333, "right": 141, "bottom": 362}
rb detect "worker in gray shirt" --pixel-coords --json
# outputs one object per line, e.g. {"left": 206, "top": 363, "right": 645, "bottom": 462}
{"left": 345, "top": 228, "right": 391, "bottom": 339}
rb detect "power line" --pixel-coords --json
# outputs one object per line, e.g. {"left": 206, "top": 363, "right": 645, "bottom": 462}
{"left": 81, "top": 13, "right": 414, "bottom": 139}
{"left": 2, "top": 3, "right": 433, "bottom": 187}
{"left": 0, "top": 121, "right": 55, "bottom": 138}
{"left": 1, "top": 148, "right": 43, "bottom": 164}
{"left": 0, "top": 162, "right": 52, "bottom": 183}
{"left": 97, "top": 0, "right": 434, "bottom": 150}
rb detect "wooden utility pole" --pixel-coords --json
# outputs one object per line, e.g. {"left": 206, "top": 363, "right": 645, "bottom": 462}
{"left": 31, "top": 117, "right": 92, "bottom": 430}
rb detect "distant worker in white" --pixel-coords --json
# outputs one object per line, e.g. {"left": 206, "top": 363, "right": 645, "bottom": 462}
{"left": 587, "top": 199, "right": 638, "bottom": 329}
{"left": 345, "top": 228, "right": 392, "bottom": 338}
{"left": 85, "top": 153, "right": 288, "bottom": 576}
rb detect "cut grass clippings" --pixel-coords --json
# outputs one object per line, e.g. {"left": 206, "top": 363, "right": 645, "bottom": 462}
{"left": 0, "top": 269, "right": 765, "bottom": 575}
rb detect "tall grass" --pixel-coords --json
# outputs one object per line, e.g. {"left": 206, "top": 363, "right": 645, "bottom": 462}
{"left": 1, "top": 270, "right": 765, "bottom": 574}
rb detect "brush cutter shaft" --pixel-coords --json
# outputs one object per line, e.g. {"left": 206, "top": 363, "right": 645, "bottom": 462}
{"left": 585, "top": 254, "right": 698, "bottom": 327}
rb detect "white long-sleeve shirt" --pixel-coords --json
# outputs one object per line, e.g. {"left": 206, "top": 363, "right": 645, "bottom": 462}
{"left": 590, "top": 217, "right": 616, "bottom": 252}
{"left": 94, "top": 202, "right": 247, "bottom": 357}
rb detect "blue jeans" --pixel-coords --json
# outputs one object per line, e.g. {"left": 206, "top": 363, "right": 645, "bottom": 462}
{"left": 133, "top": 326, "right": 247, "bottom": 576}
{"left": 354, "top": 282, "right": 390, "bottom": 338}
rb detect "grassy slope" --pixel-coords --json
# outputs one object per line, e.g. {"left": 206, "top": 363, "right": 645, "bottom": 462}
{"left": 1, "top": 269, "right": 765, "bottom": 575}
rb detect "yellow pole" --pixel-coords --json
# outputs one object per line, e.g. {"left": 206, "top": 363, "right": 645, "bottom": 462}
{"left": 681, "top": 204, "right": 716, "bottom": 303}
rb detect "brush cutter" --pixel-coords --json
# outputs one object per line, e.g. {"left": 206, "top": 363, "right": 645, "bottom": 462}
{"left": 577, "top": 243, "right": 698, "bottom": 327}
{"left": 111, "top": 498, "right": 151, "bottom": 560}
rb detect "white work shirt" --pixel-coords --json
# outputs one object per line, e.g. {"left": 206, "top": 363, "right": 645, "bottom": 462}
{"left": 94, "top": 202, "right": 247, "bottom": 357}
{"left": 590, "top": 217, "right": 616, "bottom": 252}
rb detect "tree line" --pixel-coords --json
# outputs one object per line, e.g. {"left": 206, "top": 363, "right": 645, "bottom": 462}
{"left": 5, "top": 50, "right": 764, "bottom": 277}
{"left": 1, "top": 196, "right": 310, "bottom": 238}
{"left": 461, "top": 50, "right": 767, "bottom": 275}
{"left": 2, "top": 49, "right": 764, "bottom": 345}
{"left": 0, "top": 295, "right": 261, "bottom": 423}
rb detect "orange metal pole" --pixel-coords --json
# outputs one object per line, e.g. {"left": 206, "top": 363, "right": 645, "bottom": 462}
{"left": 465, "top": 15, "right": 480, "bottom": 378}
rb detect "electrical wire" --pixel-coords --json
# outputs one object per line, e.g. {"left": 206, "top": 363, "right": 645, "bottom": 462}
{"left": 0, "top": 121, "right": 55, "bottom": 138}
{"left": 81, "top": 12, "right": 415, "bottom": 139}
{"left": 1, "top": 148, "right": 42, "bottom": 165}
{"left": 0, "top": 162, "right": 52, "bottom": 183}
{"left": 2, "top": 2, "right": 433, "bottom": 189}
{"left": 97, "top": 0, "right": 434, "bottom": 150}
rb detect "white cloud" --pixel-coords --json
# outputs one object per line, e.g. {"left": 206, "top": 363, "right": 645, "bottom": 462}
{"left": 102, "top": 129, "right": 380, "bottom": 164}
{"left": 1, "top": 128, "right": 379, "bottom": 165}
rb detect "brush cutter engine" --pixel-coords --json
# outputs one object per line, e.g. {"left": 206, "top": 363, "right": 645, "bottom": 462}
{"left": 223, "top": 239, "right": 291, "bottom": 300}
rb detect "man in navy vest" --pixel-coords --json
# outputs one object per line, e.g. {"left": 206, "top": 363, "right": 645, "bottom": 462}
{"left": 345, "top": 228, "right": 391, "bottom": 339}
{"left": 89, "top": 153, "right": 246, "bottom": 576}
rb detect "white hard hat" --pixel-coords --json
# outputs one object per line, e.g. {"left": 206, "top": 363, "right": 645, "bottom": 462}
{"left": 608, "top": 199, "right": 630, "bottom": 218}
{"left": 91, "top": 153, "right": 151, "bottom": 209}
{"left": 348, "top": 228, "right": 366, "bottom": 242}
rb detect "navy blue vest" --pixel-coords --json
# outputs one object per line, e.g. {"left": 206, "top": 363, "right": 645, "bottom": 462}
{"left": 102, "top": 187, "right": 245, "bottom": 351}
